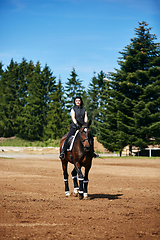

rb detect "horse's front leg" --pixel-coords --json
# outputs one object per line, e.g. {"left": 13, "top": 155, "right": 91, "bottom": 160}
{"left": 62, "top": 160, "right": 70, "bottom": 196}
{"left": 74, "top": 162, "right": 84, "bottom": 199}
{"left": 71, "top": 167, "right": 79, "bottom": 196}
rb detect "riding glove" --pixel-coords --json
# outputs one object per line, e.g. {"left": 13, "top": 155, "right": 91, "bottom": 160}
{"left": 75, "top": 123, "right": 80, "bottom": 130}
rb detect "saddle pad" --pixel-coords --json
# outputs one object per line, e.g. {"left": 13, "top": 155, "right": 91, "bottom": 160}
{"left": 67, "top": 130, "right": 79, "bottom": 151}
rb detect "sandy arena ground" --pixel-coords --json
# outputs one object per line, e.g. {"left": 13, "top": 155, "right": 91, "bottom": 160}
{"left": 0, "top": 152, "right": 160, "bottom": 240}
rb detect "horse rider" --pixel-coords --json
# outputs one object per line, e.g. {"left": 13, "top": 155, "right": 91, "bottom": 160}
{"left": 59, "top": 96, "right": 99, "bottom": 160}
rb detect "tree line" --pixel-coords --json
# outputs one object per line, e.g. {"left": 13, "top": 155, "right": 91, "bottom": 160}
{"left": 0, "top": 22, "right": 160, "bottom": 155}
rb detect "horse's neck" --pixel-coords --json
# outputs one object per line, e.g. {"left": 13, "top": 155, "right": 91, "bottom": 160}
{"left": 75, "top": 133, "right": 83, "bottom": 150}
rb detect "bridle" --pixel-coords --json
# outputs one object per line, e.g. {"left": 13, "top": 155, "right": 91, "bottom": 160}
{"left": 79, "top": 126, "right": 90, "bottom": 150}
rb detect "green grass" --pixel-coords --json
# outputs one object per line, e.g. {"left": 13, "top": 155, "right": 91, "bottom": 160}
{"left": 99, "top": 156, "right": 159, "bottom": 159}
{"left": 0, "top": 137, "right": 60, "bottom": 147}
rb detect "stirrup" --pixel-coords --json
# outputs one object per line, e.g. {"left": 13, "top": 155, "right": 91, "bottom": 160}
{"left": 93, "top": 152, "right": 99, "bottom": 158}
{"left": 59, "top": 152, "right": 65, "bottom": 160}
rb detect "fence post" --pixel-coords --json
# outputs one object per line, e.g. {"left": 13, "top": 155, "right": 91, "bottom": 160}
{"left": 149, "top": 149, "right": 151, "bottom": 157}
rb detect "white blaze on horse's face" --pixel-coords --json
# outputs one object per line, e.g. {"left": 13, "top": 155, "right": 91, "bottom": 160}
{"left": 81, "top": 127, "right": 90, "bottom": 151}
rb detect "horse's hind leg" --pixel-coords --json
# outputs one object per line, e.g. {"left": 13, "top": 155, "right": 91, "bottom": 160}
{"left": 62, "top": 161, "right": 70, "bottom": 196}
{"left": 71, "top": 167, "right": 79, "bottom": 195}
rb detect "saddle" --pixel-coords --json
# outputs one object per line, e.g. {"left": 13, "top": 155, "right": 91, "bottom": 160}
{"left": 66, "top": 130, "right": 79, "bottom": 152}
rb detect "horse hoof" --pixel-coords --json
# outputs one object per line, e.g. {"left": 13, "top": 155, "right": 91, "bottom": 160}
{"left": 74, "top": 188, "right": 79, "bottom": 194}
{"left": 71, "top": 192, "right": 78, "bottom": 197}
{"left": 83, "top": 193, "right": 88, "bottom": 199}
{"left": 65, "top": 191, "right": 70, "bottom": 197}
{"left": 79, "top": 193, "right": 83, "bottom": 200}
{"left": 70, "top": 188, "right": 79, "bottom": 197}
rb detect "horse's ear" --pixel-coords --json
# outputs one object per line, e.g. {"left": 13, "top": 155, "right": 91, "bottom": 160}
{"left": 88, "top": 120, "right": 92, "bottom": 126}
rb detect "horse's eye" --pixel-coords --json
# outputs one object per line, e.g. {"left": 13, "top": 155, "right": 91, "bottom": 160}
{"left": 84, "top": 128, "right": 87, "bottom": 132}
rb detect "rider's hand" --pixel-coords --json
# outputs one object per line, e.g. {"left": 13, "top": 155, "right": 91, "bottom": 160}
{"left": 84, "top": 122, "right": 88, "bottom": 126}
{"left": 75, "top": 123, "right": 80, "bottom": 130}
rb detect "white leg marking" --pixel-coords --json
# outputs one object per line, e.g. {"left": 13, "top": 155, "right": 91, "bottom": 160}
{"left": 65, "top": 191, "right": 70, "bottom": 196}
{"left": 83, "top": 193, "right": 88, "bottom": 199}
{"left": 74, "top": 187, "right": 79, "bottom": 194}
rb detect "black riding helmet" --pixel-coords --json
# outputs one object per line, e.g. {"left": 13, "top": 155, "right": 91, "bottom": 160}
{"left": 74, "top": 96, "right": 83, "bottom": 106}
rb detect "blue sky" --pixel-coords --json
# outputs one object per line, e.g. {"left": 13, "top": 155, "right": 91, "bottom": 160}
{"left": 0, "top": 0, "right": 160, "bottom": 89}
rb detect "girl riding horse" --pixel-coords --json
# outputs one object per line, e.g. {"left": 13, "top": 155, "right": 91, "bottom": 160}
{"left": 59, "top": 96, "right": 98, "bottom": 160}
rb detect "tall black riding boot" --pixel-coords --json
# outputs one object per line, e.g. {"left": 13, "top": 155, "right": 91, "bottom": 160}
{"left": 59, "top": 139, "right": 68, "bottom": 160}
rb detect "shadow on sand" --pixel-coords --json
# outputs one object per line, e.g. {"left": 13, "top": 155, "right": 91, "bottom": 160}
{"left": 88, "top": 193, "right": 123, "bottom": 200}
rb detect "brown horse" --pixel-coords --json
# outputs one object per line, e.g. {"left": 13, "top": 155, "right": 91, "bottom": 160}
{"left": 60, "top": 121, "right": 93, "bottom": 199}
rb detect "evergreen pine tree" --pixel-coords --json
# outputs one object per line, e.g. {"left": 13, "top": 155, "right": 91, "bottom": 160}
{"left": 56, "top": 79, "right": 70, "bottom": 137}
{"left": 0, "top": 62, "right": 4, "bottom": 136}
{"left": 19, "top": 62, "right": 49, "bottom": 141}
{"left": 16, "top": 59, "right": 31, "bottom": 130}
{"left": 17, "top": 60, "right": 35, "bottom": 139}
{"left": 86, "top": 71, "right": 106, "bottom": 136}
{"left": 98, "top": 22, "right": 160, "bottom": 155}
{"left": 0, "top": 62, "right": 3, "bottom": 76}
{"left": 0, "top": 59, "right": 20, "bottom": 137}
{"left": 44, "top": 78, "right": 68, "bottom": 139}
